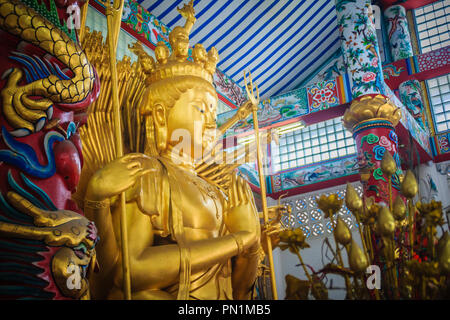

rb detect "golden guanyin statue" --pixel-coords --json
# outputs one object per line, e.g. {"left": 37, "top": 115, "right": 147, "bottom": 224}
{"left": 74, "top": 1, "right": 263, "bottom": 300}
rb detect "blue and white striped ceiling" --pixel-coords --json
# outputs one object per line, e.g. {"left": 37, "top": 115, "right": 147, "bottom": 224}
{"left": 138, "top": 0, "right": 341, "bottom": 99}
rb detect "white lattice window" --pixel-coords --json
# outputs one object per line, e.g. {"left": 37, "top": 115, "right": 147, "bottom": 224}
{"left": 427, "top": 74, "right": 450, "bottom": 133}
{"left": 272, "top": 117, "right": 356, "bottom": 173}
{"left": 279, "top": 183, "right": 363, "bottom": 239}
{"left": 414, "top": 0, "right": 450, "bottom": 53}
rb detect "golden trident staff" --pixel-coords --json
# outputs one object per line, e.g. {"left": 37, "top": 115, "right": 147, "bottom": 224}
{"left": 104, "top": 0, "right": 131, "bottom": 300}
{"left": 244, "top": 71, "right": 278, "bottom": 300}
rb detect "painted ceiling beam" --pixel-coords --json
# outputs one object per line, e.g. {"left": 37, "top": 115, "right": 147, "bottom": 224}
{"left": 379, "top": 0, "right": 440, "bottom": 10}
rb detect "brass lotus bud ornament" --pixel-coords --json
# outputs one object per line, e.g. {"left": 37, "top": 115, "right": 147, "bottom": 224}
{"left": 392, "top": 196, "right": 406, "bottom": 221}
{"left": 348, "top": 240, "right": 369, "bottom": 273}
{"left": 380, "top": 151, "right": 397, "bottom": 177}
{"left": 316, "top": 194, "right": 343, "bottom": 218}
{"left": 377, "top": 206, "right": 396, "bottom": 237}
{"left": 334, "top": 217, "right": 352, "bottom": 246}
{"left": 345, "top": 183, "right": 362, "bottom": 214}
{"left": 401, "top": 170, "right": 418, "bottom": 199}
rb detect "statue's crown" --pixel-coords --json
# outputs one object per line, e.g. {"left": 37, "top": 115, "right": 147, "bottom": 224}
{"left": 143, "top": 0, "right": 219, "bottom": 85}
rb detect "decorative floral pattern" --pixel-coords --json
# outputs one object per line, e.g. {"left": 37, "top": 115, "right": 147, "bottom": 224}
{"left": 384, "top": 5, "right": 413, "bottom": 61}
{"left": 336, "top": 0, "right": 384, "bottom": 98}
{"left": 307, "top": 80, "right": 339, "bottom": 111}
{"left": 438, "top": 134, "right": 450, "bottom": 154}
{"left": 379, "top": 136, "right": 393, "bottom": 152}
{"left": 354, "top": 122, "right": 403, "bottom": 204}
{"left": 389, "top": 130, "right": 398, "bottom": 144}
{"left": 417, "top": 46, "right": 450, "bottom": 72}
{"left": 373, "top": 167, "right": 386, "bottom": 182}
{"left": 373, "top": 145, "right": 386, "bottom": 160}
{"left": 360, "top": 133, "right": 379, "bottom": 148}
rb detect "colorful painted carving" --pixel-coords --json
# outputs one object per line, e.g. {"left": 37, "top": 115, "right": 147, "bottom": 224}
{"left": 307, "top": 80, "right": 340, "bottom": 111}
{"left": 271, "top": 155, "right": 358, "bottom": 193}
{"left": 384, "top": 83, "right": 432, "bottom": 156}
{"left": 343, "top": 95, "right": 403, "bottom": 203}
{"left": 217, "top": 75, "right": 351, "bottom": 137}
{"left": 383, "top": 46, "right": 450, "bottom": 89}
{"left": 0, "top": 0, "right": 99, "bottom": 299}
{"left": 121, "top": 0, "right": 170, "bottom": 47}
{"left": 384, "top": 5, "right": 414, "bottom": 61}
{"left": 336, "top": 0, "right": 385, "bottom": 98}
{"left": 399, "top": 79, "right": 427, "bottom": 130}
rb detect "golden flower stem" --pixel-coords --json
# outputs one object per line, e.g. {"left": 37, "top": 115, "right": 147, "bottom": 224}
{"left": 382, "top": 238, "right": 393, "bottom": 297}
{"left": 365, "top": 225, "right": 374, "bottom": 262}
{"left": 421, "top": 275, "right": 427, "bottom": 299}
{"left": 329, "top": 212, "right": 353, "bottom": 298}
{"left": 388, "top": 178, "right": 393, "bottom": 212}
{"left": 291, "top": 245, "right": 320, "bottom": 299}
{"left": 382, "top": 237, "right": 399, "bottom": 299}
{"left": 390, "top": 235, "right": 400, "bottom": 299}
{"left": 355, "top": 211, "right": 370, "bottom": 264}
{"left": 408, "top": 200, "right": 415, "bottom": 258}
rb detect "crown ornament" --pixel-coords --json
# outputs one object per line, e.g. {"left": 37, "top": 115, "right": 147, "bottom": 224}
{"left": 137, "top": 0, "right": 219, "bottom": 86}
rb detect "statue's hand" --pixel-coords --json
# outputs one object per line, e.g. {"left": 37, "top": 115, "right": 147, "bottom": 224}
{"left": 86, "top": 153, "right": 154, "bottom": 201}
{"left": 224, "top": 174, "right": 260, "bottom": 248}
{"left": 7, "top": 191, "right": 98, "bottom": 249}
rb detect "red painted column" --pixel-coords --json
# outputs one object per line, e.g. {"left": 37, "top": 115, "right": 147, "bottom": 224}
{"left": 351, "top": 113, "right": 403, "bottom": 204}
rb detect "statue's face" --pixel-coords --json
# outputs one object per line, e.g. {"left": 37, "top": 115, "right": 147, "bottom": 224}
{"left": 166, "top": 87, "right": 218, "bottom": 160}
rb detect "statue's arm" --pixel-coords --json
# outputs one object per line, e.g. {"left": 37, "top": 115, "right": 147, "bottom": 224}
{"left": 120, "top": 231, "right": 255, "bottom": 292}
{"left": 224, "top": 175, "right": 262, "bottom": 299}
{"left": 229, "top": 195, "right": 262, "bottom": 299}
{"left": 84, "top": 153, "right": 154, "bottom": 291}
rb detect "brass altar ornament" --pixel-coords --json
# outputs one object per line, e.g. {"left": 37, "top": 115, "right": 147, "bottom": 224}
{"left": 316, "top": 194, "right": 343, "bottom": 218}
{"left": 416, "top": 200, "right": 444, "bottom": 229}
{"left": 348, "top": 240, "right": 369, "bottom": 273}
{"left": 360, "top": 198, "right": 380, "bottom": 225}
{"left": 392, "top": 196, "right": 406, "bottom": 221}
{"left": 401, "top": 170, "right": 418, "bottom": 199}
{"left": 279, "top": 228, "right": 310, "bottom": 250}
{"left": 380, "top": 151, "right": 397, "bottom": 177}
{"left": 334, "top": 217, "right": 352, "bottom": 246}
{"left": 345, "top": 183, "right": 362, "bottom": 214}
{"left": 377, "top": 206, "right": 396, "bottom": 237}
